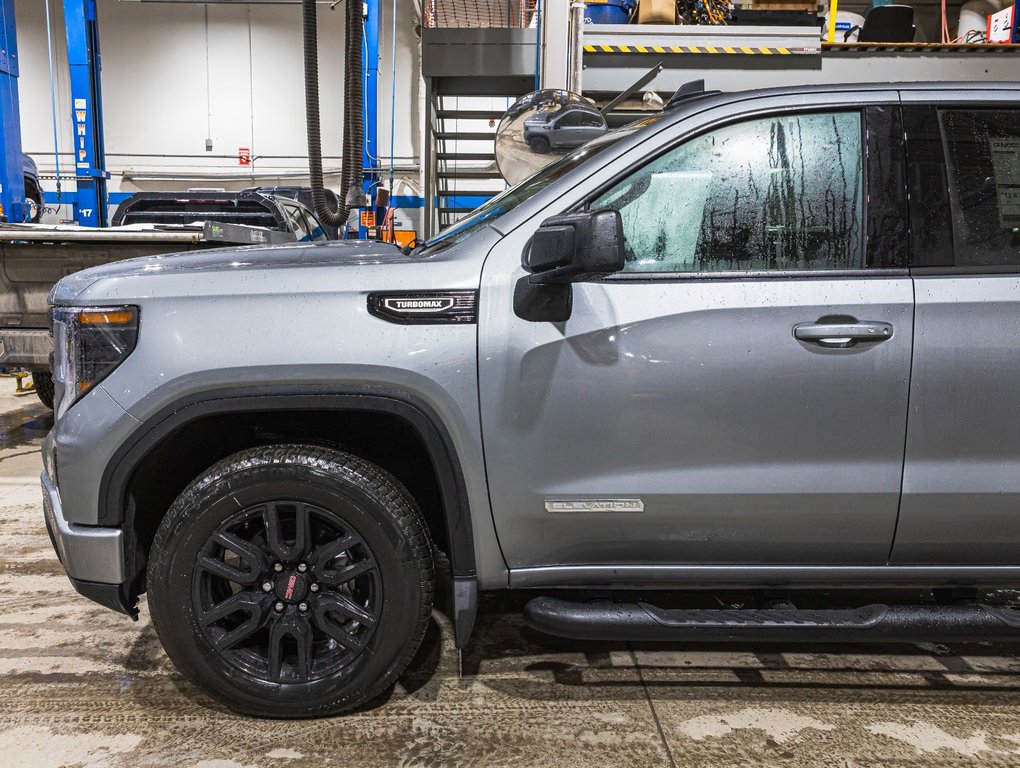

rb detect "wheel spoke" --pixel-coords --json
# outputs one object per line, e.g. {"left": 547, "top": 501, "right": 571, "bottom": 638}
{"left": 203, "top": 593, "right": 267, "bottom": 651}
{"left": 309, "top": 533, "right": 357, "bottom": 574}
{"left": 292, "top": 504, "right": 312, "bottom": 557}
{"left": 211, "top": 531, "right": 269, "bottom": 577}
{"left": 268, "top": 617, "right": 314, "bottom": 683}
{"left": 316, "top": 591, "right": 376, "bottom": 628}
{"left": 197, "top": 552, "right": 259, "bottom": 586}
{"left": 264, "top": 503, "right": 310, "bottom": 562}
{"left": 314, "top": 607, "right": 367, "bottom": 652}
{"left": 317, "top": 558, "right": 376, "bottom": 588}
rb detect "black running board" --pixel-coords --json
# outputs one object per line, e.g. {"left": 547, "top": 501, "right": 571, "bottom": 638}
{"left": 523, "top": 597, "right": 1020, "bottom": 644}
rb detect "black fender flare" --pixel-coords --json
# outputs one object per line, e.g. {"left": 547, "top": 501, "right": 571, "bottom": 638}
{"left": 99, "top": 385, "right": 477, "bottom": 579}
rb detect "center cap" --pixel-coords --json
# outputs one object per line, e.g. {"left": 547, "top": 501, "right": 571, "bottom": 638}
{"left": 274, "top": 571, "right": 309, "bottom": 603}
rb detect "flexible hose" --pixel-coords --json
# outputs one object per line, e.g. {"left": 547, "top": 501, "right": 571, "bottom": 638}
{"left": 345, "top": 7, "right": 364, "bottom": 209}
{"left": 303, "top": 0, "right": 361, "bottom": 228}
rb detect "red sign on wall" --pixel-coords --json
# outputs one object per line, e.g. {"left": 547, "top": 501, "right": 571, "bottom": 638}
{"left": 238, "top": 147, "right": 252, "bottom": 166}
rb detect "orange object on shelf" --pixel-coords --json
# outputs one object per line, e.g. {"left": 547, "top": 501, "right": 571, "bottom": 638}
{"left": 753, "top": 0, "right": 818, "bottom": 12}
{"left": 636, "top": 0, "right": 678, "bottom": 23}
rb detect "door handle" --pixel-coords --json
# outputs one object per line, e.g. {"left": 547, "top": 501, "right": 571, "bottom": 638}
{"left": 793, "top": 321, "right": 893, "bottom": 348}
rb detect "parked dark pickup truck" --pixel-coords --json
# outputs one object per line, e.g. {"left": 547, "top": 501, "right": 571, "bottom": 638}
{"left": 112, "top": 189, "right": 334, "bottom": 242}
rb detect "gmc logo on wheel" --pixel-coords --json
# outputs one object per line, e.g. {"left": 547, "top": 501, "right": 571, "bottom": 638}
{"left": 284, "top": 575, "right": 297, "bottom": 600}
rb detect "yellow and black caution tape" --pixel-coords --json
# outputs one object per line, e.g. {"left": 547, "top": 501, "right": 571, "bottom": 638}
{"left": 583, "top": 44, "right": 795, "bottom": 55}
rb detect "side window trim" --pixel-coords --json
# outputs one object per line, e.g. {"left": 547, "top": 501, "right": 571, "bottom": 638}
{"left": 864, "top": 103, "right": 909, "bottom": 271}
{"left": 904, "top": 104, "right": 954, "bottom": 271}
{"left": 604, "top": 268, "right": 909, "bottom": 283}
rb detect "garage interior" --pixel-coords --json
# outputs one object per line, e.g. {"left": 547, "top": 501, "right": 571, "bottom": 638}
{"left": 3, "top": 0, "right": 1020, "bottom": 766}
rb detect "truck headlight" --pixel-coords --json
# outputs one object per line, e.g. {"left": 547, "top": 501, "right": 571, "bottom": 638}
{"left": 52, "top": 306, "right": 139, "bottom": 418}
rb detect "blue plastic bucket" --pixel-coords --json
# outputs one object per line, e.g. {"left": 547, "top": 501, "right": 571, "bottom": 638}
{"left": 585, "top": 0, "right": 636, "bottom": 24}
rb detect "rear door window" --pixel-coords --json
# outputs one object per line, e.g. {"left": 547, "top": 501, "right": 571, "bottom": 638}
{"left": 940, "top": 110, "right": 1020, "bottom": 268}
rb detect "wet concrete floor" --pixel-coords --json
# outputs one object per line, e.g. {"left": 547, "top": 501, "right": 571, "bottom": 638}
{"left": 2, "top": 388, "right": 1020, "bottom": 767}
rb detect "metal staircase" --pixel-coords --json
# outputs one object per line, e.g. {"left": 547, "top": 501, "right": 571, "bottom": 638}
{"left": 420, "top": 22, "right": 537, "bottom": 238}
{"left": 433, "top": 99, "right": 508, "bottom": 232}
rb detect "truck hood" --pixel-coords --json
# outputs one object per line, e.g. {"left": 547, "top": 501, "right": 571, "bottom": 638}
{"left": 50, "top": 238, "right": 486, "bottom": 304}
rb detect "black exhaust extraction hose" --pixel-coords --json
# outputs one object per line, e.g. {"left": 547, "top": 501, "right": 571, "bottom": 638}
{"left": 303, "top": 0, "right": 363, "bottom": 229}
{"left": 343, "top": 0, "right": 364, "bottom": 213}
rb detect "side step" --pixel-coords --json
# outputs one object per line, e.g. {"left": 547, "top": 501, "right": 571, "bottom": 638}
{"left": 523, "top": 597, "right": 1020, "bottom": 644}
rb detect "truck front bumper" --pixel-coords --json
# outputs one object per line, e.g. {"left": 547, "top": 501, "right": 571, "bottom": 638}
{"left": 42, "top": 467, "right": 135, "bottom": 615}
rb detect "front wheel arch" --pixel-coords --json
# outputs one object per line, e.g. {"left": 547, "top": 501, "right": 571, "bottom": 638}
{"left": 103, "top": 389, "right": 478, "bottom": 640}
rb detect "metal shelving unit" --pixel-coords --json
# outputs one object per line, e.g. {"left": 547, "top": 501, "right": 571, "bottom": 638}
{"left": 583, "top": 23, "right": 822, "bottom": 55}
{"left": 581, "top": 23, "right": 1020, "bottom": 95}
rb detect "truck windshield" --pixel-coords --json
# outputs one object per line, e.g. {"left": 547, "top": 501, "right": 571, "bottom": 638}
{"left": 419, "top": 116, "right": 662, "bottom": 254}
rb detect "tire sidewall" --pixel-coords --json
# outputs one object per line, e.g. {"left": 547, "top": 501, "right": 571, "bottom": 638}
{"left": 34, "top": 372, "right": 54, "bottom": 409}
{"left": 149, "top": 457, "right": 426, "bottom": 715}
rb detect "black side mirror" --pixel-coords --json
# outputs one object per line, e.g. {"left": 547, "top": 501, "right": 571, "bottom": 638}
{"left": 514, "top": 210, "right": 625, "bottom": 323}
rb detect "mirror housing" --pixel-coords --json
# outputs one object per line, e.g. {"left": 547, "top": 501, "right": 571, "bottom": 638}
{"left": 523, "top": 210, "right": 625, "bottom": 284}
{"left": 514, "top": 210, "right": 625, "bottom": 322}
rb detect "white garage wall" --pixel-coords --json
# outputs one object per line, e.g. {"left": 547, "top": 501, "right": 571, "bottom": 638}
{"left": 15, "top": 0, "right": 422, "bottom": 220}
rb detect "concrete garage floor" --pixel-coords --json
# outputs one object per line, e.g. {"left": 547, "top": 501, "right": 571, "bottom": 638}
{"left": 3, "top": 391, "right": 1020, "bottom": 767}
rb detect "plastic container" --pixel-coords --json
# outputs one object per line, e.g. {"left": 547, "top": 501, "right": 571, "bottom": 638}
{"left": 585, "top": 0, "right": 636, "bottom": 24}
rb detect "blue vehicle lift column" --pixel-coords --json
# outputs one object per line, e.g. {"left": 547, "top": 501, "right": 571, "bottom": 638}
{"left": 359, "top": 0, "right": 380, "bottom": 239}
{"left": 0, "top": 0, "right": 27, "bottom": 223}
{"left": 64, "top": 0, "right": 108, "bottom": 227}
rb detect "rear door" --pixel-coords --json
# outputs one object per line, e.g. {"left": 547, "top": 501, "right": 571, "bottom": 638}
{"left": 891, "top": 93, "right": 1020, "bottom": 564}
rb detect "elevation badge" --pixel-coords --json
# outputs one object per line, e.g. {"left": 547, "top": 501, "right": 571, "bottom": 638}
{"left": 368, "top": 291, "right": 478, "bottom": 325}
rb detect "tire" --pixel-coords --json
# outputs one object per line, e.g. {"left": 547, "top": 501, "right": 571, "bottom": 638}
{"left": 528, "top": 135, "right": 551, "bottom": 154}
{"left": 24, "top": 178, "right": 42, "bottom": 223}
{"left": 33, "top": 372, "right": 54, "bottom": 409}
{"left": 147, "top": 444, "right": 434, "bottom": 717}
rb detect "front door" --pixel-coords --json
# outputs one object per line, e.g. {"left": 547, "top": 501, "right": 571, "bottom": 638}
{"left": 479, "top": 106, "right": 914, "bottom": 576}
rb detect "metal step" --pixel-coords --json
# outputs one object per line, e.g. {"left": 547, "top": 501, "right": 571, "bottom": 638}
{"left": 437, "top": 169, "right": 504, "bottom": 179}
{"left": 437, "top": 186, "right": 506, "bottom": 196}
{"left": 437, "top": 152, "right": 495, "bottom": 161}
{"left": 435, "top": 132, "right": 496, "bottom": 142}
{"left": 523, "top": 597, "right": 1020, "bottom": 644}
{"left": 438, "top": 207, "right": 481, "bottom": 215}
{"left": 436, "top": 109, "right": 504, "bottom": 121}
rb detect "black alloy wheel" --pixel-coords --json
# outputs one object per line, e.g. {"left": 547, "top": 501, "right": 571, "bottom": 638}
{"left": 148, "top": 444, "right": 434, "bottom": 717}
{"left": 191, "top": 500, "right": 381, "bottom": 684}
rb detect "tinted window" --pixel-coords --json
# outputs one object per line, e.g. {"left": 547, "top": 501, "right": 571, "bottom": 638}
{"left": 941, "top": 110, "right": 1020, "bottom": 268}
{"left": 591, "top": 111, "right": 865, "bottom": 273}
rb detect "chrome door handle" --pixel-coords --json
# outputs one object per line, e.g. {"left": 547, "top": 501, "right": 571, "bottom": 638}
{"left": 794, "top": 321, "right": 893, "bottom": 348}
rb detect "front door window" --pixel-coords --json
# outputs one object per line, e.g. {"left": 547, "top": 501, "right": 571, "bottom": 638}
{"left": 592, "top": 112, "right": 865, "bottom": 273}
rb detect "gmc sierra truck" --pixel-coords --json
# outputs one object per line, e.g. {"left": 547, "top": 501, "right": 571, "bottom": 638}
{"left": 43, "top": 82, "right": 1020, "bottom": 718}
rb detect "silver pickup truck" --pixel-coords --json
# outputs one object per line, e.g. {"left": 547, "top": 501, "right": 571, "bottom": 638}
{"left": 42, "top": 82, "right": 1020, "bottom": 719}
